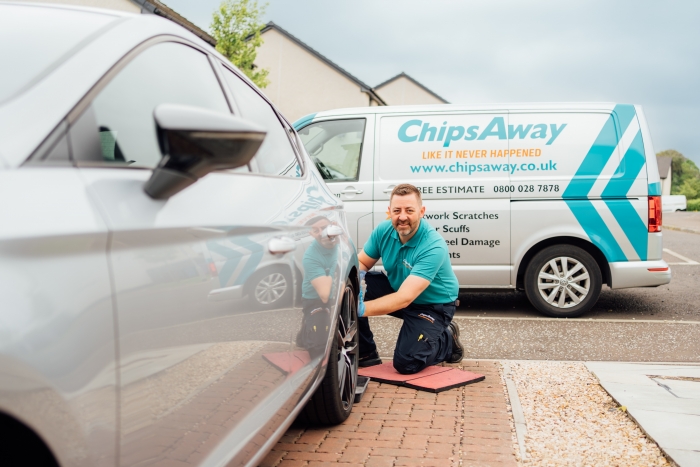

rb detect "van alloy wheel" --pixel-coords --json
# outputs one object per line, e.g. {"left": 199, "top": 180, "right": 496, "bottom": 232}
{"left": 524, "top": 245, "right": 602, "bottom": 318}
{"left": 254, "top": 272, "right": 287, "bottom": 305}
{"left": 537, "top": 257, "right": 590, "bottom": 308}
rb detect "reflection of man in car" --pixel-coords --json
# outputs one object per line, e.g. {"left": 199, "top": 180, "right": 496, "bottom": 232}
{"left": 297, "top": 216, "right": 339, "bottom": 355}
{"left": 357, "top": 184, "right": 464, "bottom": 374}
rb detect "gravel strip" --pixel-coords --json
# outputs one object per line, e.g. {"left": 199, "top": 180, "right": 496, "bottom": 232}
{"left": 506, "top": 361, "right": 669, "bottom": 466}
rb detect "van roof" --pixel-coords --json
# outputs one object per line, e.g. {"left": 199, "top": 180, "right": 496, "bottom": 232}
{"left": 309, "top": 102, "right": 622, "bottom": 118}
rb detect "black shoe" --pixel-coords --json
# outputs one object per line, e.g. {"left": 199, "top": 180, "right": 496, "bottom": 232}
{"left": 446, "top": 321, "right": 464, "bottom": 364}
{"left": 359, "top": 350, "right": 382, "bottom": 368}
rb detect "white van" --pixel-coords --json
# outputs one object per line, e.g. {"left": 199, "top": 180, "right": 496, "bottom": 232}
{"left": 294, "top": 103, "right": 671, "bottom": 317}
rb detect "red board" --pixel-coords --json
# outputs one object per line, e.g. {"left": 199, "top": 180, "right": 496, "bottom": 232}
{"left": 358, "top": 362, "right": 484, "bottom": 393}
{"left": 263, "top": 351, "right": 311, "bottom": 375}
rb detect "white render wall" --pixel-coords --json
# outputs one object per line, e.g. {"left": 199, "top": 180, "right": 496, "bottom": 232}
{"left": 375, "top": 75, "right": 445, "bottom": 106}
{"left": 255, "top": 28, "right": 374, "bottom": 122}
{"left": 19, "top": 0, "right": 141, "bottom": 13}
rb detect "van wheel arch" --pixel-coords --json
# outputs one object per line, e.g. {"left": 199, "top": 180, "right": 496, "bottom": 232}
{"left": 516, "top": 237, "right": 611, "bottom": 290}
{"left": 0, "top": 412, "right": 59, "bottom": 467}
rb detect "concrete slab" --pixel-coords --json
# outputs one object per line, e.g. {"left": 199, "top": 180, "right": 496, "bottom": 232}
{"left": 586, "top": 362, "right": 700, "bottom": 467}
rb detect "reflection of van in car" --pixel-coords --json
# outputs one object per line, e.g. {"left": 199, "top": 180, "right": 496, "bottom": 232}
{"left": 295, "top": 103, "right": 672, "bottom": 317}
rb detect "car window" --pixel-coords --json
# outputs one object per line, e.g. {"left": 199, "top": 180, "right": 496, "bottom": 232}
{"left": 220, "top": 67, "right": 301, "bottom": 178}
{"left": 90, "top": 42, "right": 230, "bottom": 168}
{"left": 0, "top": 4, "right": 116, "bottom": 104}
{"left": 298, "top": 119, "right": 366, "bottom": 181}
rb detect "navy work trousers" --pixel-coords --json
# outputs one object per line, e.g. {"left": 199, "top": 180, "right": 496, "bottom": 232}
{"left": 359, "top": 271, "right": 456, "bottom": 374}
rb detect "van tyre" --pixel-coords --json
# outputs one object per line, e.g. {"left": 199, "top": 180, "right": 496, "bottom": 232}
{"left": 524, "top": 245, "right": 601, "bottom": 318}
{"left": 299, "top": 278, "right": 358, "bottom": 425}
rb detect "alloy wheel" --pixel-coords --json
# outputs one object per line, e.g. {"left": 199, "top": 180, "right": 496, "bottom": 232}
{"left": 336, "top": 285, "right": 358, "bottom": 411}
{"left": 254, "top": 272, "right": 288, "bottom": 305}
{"left": 537, "top": 256, "right": 590, "bottom": 308}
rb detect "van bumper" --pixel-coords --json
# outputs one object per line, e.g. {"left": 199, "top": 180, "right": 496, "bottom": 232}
{"left": 609, "top": 260, "right": 671, "bottom": 289}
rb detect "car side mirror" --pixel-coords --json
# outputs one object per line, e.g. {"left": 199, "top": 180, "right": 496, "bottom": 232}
{"left": 144, "top": 104, "right": 266, "bottom": 199}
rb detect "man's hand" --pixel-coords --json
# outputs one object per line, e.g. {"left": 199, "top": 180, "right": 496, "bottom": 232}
{"left": 363, "top": 275, "right": 430, "bottom": 317}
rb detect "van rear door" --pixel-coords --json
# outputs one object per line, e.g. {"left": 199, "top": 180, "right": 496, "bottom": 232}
{"left": 374, "top": 112, "right": 512, "bottom": 286}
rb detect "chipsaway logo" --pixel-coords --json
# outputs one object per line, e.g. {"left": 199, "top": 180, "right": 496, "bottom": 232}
{"left": 398, "top": 117, "right": 567, "bottom": 148}
{"left": 409, "top": 161, "right": 558, "bottom": 175}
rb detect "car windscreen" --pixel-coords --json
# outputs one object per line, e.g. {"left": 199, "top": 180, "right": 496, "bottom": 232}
{"left": 0, "top": 4, "right": 117, "bottom": 105}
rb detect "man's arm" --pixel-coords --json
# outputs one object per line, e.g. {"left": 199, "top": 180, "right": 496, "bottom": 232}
{"left": 310, "top": 276, "right": 333, "bottom": 303}
{"left": 362, "top": 275, "right": 430, "bottom": 317}
{"left": 358, "top": 250, "right": 378, "bottom": 271}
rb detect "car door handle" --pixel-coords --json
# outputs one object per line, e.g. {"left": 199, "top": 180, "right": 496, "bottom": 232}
{"left": 268, "top": 237, "right": 296, "bottom": 254}
{"left": 341, "top": 188, "right": 363, "bottom": 195}
{"left": 382, "top": 185, "right": 396, "bottom": 193}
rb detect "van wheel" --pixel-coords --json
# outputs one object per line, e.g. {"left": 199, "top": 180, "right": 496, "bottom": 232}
{"left": 247, "top": 267, "right": 292, "bottom": 310}
{"left": 300, "top": 278, "right": 358, "bottom": 425}
{"left": 524, "top": 245, "right": 601, "bottom": 318}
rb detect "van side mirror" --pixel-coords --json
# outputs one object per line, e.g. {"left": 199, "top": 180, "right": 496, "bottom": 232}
{"left": 144, "top": 104, "right": 266, "bottom": 199}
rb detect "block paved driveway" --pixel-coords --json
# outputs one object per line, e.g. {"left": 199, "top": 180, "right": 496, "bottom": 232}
{"left": 259, "top": 361, "right": 518, "bottom": 467}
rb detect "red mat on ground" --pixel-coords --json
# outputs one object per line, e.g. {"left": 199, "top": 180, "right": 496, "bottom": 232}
{"left": 358, "top": 362, "right": 484, "bottom": 393}
{"left": 263, "top": 351, "right": 310, "bottom": 375}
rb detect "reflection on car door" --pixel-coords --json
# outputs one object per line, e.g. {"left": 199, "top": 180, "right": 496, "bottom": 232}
{"left": 298, "top": 117, "right": 375, "bottom": 251}
{"left": 72, "top": 41, "right": 302, "bottom": 466}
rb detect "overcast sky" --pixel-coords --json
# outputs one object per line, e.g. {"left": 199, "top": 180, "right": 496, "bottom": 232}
{"left": 163, "top": 0, "right": 700, "bottom": 165}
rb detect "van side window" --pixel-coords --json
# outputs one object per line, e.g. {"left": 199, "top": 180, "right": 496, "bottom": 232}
{"left": 298, "top": 119, "right": 366, "bottom": 181}
{"left": 220, "top": 67, "right": 301, "bottom": 178}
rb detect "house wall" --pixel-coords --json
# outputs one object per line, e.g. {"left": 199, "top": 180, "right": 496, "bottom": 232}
{"left": 255, "top": 29, "right": 372, "bottom": 122}
{"left": 26, "top": 0, "right": 141, "bottom": 13}
{"left": 375, "top": 76, "right": 445, "bottom": 106}
{"left": 662, "top": 167, "right": 672, "bottom": 196}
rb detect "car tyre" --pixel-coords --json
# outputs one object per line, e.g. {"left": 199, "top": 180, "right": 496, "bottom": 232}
{"left": 524, "top": 245, "right": 602, "bottom": 318}
{"left": 300, "top": 277, "right": 358, "bottom": 425}
{"left": 247, "top": 267, "right": 292, "bottom": 310}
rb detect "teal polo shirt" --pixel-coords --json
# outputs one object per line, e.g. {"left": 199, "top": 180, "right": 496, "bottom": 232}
{"left": 302, "top": 241, "right": 339, "bottom": 300}
{"left": 363, "top": 219, "right": 458, "bottom": 305}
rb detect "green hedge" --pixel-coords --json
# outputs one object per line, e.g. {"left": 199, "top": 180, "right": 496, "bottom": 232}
{"left": 687, "top": 198, "right": 700, "bottom": 211}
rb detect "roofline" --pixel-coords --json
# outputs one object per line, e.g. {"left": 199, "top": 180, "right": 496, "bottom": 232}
{"left": 307, "top": 102, "right": 627, "bottom": 117}
{"left": 375, "top": 72, "right": 449, "bottom": 104}
{"left": 261, "top": 22, "right": 386, "bottom": 106}
{"left": 134, "top": 0, "right": 216, "bottom": 46}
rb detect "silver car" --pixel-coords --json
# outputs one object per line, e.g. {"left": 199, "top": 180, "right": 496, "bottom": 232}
{"left": 0, "top": 3, "right": 360, "bottom": 466}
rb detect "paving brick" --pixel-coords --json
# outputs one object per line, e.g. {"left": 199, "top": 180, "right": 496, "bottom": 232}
{"left": 395, "top": 456, "right": 457, "bottom": 466}
{"left": 327, "top": 431, "right": 378, "bottom": 440}
{"left": 364, "top": 455, "right": 396, "bottom": 467}
{"left": 316, "top": 437, "right": 348, "bottom": 453}
{"left": 273, "top": 443, "right": 317, "bottom": 452}
{"left": 337, "top": 446, "right": 371, "bottom": 463}
{"left": 401, "top": 434, "right": 429, "bottom": 450}
{"left": 424, "top": 442, "right": 455, "bottom": 458}
{"left": 283, "top": 452, "right": 341, "bottom": 462}
{"left": 297, "top": 429, "right": 329, "bottom": 445}
{"left": 277, "top": 460, "right": 307, "bottom": 467}
{"left": 372, "top": 447, "right": 425, "bottom": 458}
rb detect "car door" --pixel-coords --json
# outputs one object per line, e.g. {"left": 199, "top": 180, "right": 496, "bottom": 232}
{"left": 374, "top": 112, "right": 512, "bottom": 286}
{"left": 297, "top": 116, "right": 375, "bottom": 251}
{"left": 70, "top": 39, "right": 303, "bottom": 467}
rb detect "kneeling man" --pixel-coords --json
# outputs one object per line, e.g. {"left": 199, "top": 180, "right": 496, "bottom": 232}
{"left": 357, "top": 183, "right": 463, "bottom": 374}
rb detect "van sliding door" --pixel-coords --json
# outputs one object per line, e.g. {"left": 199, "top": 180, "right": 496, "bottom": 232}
{"left": 374, "top": 113, "right": 512, "bottom": 287}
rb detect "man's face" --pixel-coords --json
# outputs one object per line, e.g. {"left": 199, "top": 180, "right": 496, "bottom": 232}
{"left": 310, "top": 219, "right": 335, "bottom": 248}
{"left": 389, "top": 193, "right": 425, "bottom": 241}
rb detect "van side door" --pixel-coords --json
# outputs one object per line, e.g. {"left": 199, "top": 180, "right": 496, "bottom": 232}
{"left": 297, "top": 116, "right": 375, "bottom": 249}
{"left": 374, "top": 113, "right": 512, "bottom": 286}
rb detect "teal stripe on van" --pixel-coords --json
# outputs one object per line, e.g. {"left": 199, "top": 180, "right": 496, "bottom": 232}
{"left": 564, "top": 200, "right": 627, "bottom": 262}
{"left": 563, "top": 104, "right": 637, "bottom": 199}
{"left": 648, "top": 182, "right": 661, "bottom": 196}
{"left": 563, "top": 104, "right": 637, "bottom": 262}
{"left": 601, "top": 130, "right": 648, "bottom": 260}
{"left": 293, "top": 113, "right": 317, "bottom": 131}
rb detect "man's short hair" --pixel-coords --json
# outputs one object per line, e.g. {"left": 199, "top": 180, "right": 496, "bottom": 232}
{"left": 390, "top": 183, "right": 422, "bottom": 204}
{"left": 305, "top": 215, "right": 329, "bottom": 226}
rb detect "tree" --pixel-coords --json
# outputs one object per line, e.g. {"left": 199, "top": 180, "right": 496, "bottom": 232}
{"left": 211, "top": 0, "right": 269, "bottom": 88}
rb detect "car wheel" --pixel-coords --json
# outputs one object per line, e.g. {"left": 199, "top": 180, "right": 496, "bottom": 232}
{"left": 524, "top": 245, "right": 602, "bottom": 318}
{"left": 300, "top": 278, "right": 358, "bottom": 425}
{"left": 247, "top": 267, "right": 292, "bottom": 310}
